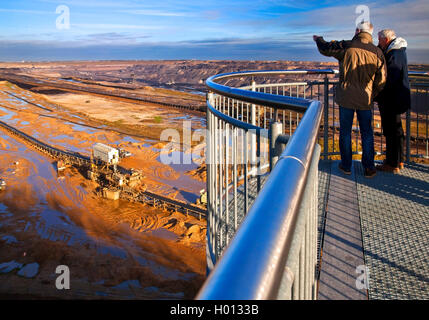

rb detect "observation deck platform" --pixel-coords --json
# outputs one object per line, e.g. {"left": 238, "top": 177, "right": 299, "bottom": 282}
{"left": 202, "top": 68, "right": 429, "bottom": 300}
{"left": 223, "top": 159, "right": 428, "bottom": 299}
{"left": 317, "top": 160, "right": 429, "bottom": 300}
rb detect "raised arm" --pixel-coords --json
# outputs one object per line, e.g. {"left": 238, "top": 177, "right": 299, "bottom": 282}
{"left": 313, "top": 35, "right": 347, "bottom": 61}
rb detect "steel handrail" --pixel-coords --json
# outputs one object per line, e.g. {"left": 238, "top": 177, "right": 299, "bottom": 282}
{"left": 409, "top": 71, "right": 429, "bottom": 77}
{"left": 199, "top": 68, "right": 429, "bottom": 299}
{"left": 240, "top": 82, "right": 308, "bottom": 90}
{"left": 207, "top": 99, "right": 264, "bottom": 132}
{"left": 198, "top": 101, "right": 322, "bottom": 299}
{"left": 206, "top": 69, "right": 336, "bottom": 113}
{"left": 208, "top": 69, "right": 337, "bottom": 81}
{"left": 198, "top": 70, "right": 324, "bottom": 299}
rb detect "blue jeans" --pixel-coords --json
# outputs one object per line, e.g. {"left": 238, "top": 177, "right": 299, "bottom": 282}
{"left": 339, "top": 106, "right": 375, "bottom": 171}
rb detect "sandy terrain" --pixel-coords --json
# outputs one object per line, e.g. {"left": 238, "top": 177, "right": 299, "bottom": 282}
{"left": 0, "top": 81, "right": 206, "bottom": 199}
{"left": 0, "top": 80, "right": 207, "bottom": 299}
{"left": 0, "top": 60, "right": 339, "bottom": 93}
{"left": 42, "top": 92, "right": 205, "bottom": 134}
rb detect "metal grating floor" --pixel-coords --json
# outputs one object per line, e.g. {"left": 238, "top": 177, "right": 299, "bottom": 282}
{"left": 355, "top": 162, "right": 429, "bottom": 299}
{"left": 216, "top": 159, "right": 429, "bottom": 300}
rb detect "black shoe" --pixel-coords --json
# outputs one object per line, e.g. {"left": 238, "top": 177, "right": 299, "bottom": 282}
{"left": 338, "top": 163, "right": 351, "bottom": 175}
{"left": 364, "top": 167, "right": 377, "bottom": 178}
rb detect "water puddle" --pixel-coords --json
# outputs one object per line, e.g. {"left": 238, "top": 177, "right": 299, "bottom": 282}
{"left": 61, "top": 78, "right": 84, "bottom": 84}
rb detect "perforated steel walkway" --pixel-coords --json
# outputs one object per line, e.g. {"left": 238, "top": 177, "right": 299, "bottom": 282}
{"left": 318, "top": 160, "right": 429, "bottom": 300}
{"left": 216, "top": 159, "right": 428, "bottom": 299}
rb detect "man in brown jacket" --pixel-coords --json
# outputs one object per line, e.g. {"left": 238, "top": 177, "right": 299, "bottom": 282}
{"left": 313, "top": 22, "right": 386, "bottom": 177}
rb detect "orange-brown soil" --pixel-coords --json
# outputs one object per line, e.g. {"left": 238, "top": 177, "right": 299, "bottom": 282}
{"left": 0, "top": 80, "right": 207, "bottom": 299}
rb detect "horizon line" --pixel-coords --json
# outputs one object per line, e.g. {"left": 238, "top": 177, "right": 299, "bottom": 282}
{"left": 0, "top": 58, "right": 428, "bottom": 66}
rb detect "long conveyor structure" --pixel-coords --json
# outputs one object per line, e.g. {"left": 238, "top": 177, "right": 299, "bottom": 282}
{"left": 0, "top": 120, "right": 207, "bottom": 220}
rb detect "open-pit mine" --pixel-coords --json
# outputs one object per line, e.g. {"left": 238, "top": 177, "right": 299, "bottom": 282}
{"left": 1, "top": 60, "right": 427, "bottom": 300}
{"left": 0, "top": 61, "right": 213, "bottom": 299}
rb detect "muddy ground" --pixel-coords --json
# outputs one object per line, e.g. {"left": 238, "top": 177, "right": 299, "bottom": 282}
{"left": 0, "top": 80, "right": 207, "bottom": 299}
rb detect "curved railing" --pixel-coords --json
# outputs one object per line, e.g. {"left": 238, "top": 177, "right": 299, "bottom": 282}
{"left": 199, "top": 69, "right": 331, "bottom": 299}
{"left": 197, "top": 69, "right": 429, "bottom": 300}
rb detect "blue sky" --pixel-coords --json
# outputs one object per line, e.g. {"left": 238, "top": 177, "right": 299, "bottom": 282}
{"left": 0, "top": 0, "right": 428, "bottom": 62}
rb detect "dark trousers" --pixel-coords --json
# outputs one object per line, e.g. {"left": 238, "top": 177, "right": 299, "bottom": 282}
{"left": 379, "top": 107, "right": 404, "bottom": 167}
{"left": 339, "top": 106, "right": 375, "bottom": 170}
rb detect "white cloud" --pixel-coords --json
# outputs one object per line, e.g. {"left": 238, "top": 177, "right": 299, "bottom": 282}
{"left": 0, "top": 8, "right": 53, "bottom": 14}
{"left": 120, "top": 9, "right": 189, "bottom": 17}
{"left": 72, "top": 23, "right": 164, "bottom": 30}
{"left": 38, "top": 0, "right": 143, "bottom": 8}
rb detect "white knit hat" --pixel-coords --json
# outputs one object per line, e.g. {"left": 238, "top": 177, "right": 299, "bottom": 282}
{"left": 357, "top": 21, "right": 374, "bottom": 35}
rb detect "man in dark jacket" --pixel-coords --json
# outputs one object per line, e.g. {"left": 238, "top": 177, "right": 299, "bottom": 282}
{"left": 375, "top": 29, "right": 411, "bottom": 173}
{"left": 313, "top": 22, "right": 386, "bottom": 178}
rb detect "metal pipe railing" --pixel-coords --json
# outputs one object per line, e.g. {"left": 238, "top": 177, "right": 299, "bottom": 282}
{"left": 205, "top": 69, "right": 336, "bottom": 113}
{"left": 199, "top": 68, "right": 429, "bottom": 300}
{"left": 296, "top": 72, "right": 429, "bottom": 160}
{"left": 199, "top": 69, "right": 325, "bottom": 299}
{"left": 199, "top": 99, "right": 322, "bottom": 299}
{"left": 204, "top": 70, "right": 329, "bottom": 268}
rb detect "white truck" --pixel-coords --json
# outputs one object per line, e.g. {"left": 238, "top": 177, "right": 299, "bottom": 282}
{"left": 0, "top": 178, "right": 6, "bottom": 191}
{"left": 92, "top": 143, "right": 120, "bottom": 165}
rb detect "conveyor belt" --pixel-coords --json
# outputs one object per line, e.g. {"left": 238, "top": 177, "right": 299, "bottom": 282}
{"left": 0, "top": 120, "right": 207, "bottom": 219}
{"left": 0, "top": 73, "right": 206, "bottom": 112}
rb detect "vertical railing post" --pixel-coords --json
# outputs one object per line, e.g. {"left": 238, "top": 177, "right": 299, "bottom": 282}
{"left": 251, "top": 81, "right": 257, "bottom": 170}
{"left": 311, "top": 145, "right": 319, "bottom": 299}
{"left": 269, "top": 121, "right": 283, "bottom": 170}
{"left": 207, "top": 96, "right": 212, "bottom": 272}
{"left": 406, "top": 109, "right": 411, "bottom": 163}
{"left": 323, "top": 76, "right": 329, "bottom": 160}
{"left": 256, "top": 130, "right": 261, "bottom": 192}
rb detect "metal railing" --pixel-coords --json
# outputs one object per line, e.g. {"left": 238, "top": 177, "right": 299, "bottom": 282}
{"left": 197, "top": 69, "right": 429, "bottom": 300}
{"left": 407, "top": 72, "right": 429, "bottom": 160}
{"left": 312, "top": 71, "right": 429, "bottom": 160}
{"left": 198, "top": 69, "right": 328, "bottom": 299}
